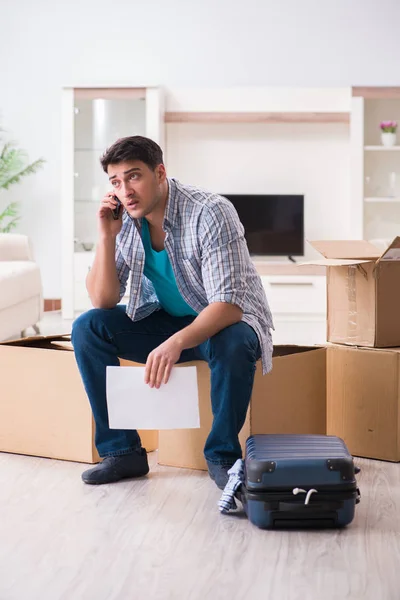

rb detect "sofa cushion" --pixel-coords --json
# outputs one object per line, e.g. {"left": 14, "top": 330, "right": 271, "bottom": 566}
{"left": 0, "top": 261, "right": 42, "bottom": 311}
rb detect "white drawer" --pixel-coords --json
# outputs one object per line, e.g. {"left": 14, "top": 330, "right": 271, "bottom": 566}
{"left": 261, "top": 275, "right": 326, "bottom": 315}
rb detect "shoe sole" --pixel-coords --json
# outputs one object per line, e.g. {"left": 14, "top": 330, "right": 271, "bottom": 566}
{"left": 82, "top": 471, "right": 149, "bottom": 485}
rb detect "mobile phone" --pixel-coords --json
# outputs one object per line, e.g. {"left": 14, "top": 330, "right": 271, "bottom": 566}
{"left": 112, "top": 196, "right": 122, "bottom": 220}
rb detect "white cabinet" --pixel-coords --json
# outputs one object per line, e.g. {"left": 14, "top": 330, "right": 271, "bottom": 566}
{"left": 350, "top": 88, "right": 400, "bottom": 244}
{"left": 62, "top": 86, "right": 164, "bottom": 319}
{"left": 261, "top": 274, "right": 327, "bottom": 346}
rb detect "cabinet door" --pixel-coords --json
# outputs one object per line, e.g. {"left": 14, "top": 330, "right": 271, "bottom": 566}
{"left": 261, "top": 275, "right": 326, "bottom": 315}
{"left": 63, "top": 87, "right": 164, "bottom": 318}
{"left": 73, "top": 94, "right": 148, "bottom": 252}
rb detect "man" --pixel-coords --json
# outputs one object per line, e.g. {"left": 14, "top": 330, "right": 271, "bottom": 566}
{"left": 72, "top": 135, "right": 273, "bottom": 490}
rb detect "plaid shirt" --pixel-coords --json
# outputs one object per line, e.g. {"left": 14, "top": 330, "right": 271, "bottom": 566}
{"left": 115, "top": 178, "right": 274, "bottom": 374}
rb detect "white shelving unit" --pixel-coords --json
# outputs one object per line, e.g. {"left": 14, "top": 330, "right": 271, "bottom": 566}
{"left": 61, "top": 86, "right": 164, "bottom": 319}
{"left": 351, "top": 88, "right": 400, "bottom": 243}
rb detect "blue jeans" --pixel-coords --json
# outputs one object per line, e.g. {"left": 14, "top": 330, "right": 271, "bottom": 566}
{"left": 71, "top": 306, "right": 261, "bottom": 465}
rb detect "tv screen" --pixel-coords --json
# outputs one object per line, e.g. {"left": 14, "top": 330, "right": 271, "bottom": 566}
{"left": 222, "top": 194, "right": 304, "bottom": 257}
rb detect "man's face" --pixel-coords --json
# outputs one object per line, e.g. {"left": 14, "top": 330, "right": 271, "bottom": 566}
{"left": 108, "top": 160, "right": 166, "bottom": 219}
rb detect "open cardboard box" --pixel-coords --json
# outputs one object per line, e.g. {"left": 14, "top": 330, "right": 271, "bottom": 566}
{"left": 327, "top": 344, "right": 400, "bottom": 462}
{"left": 2, "top": 333, "right": 398, "bottom": 466}
{"left": 0, "top": 334, "right": 158, "bottom": 463}
{"left": 303, "top": 237, "right": 400, "bottom": 347}
{"left": 158, "top": 345, "right": 327, "bottom": 471}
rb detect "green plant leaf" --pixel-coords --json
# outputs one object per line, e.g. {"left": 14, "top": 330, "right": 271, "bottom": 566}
{"left": 1, "top": 217, "right": 19, "bottom": 233}
{"left": 0, "top": 148, "right": 24, "bottom": 181}
{"left": 0, "top": 201, "right": 19, "bottom": 220}
{"left": 0, "top": 158, "right": 45, "bottom": 190}
{"left": 0, "top": 201, "right": 20, "bottom": 233}
{"left": 0, "top": 130, "right": 45, "bottom": 232}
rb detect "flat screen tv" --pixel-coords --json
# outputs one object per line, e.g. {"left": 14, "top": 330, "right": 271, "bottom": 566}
{"left": 221, "top": 194, "right": 304, "bottom": 257}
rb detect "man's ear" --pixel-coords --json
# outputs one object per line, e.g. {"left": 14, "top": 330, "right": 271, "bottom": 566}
{"left": 156, "top": 164, "right": 167, "bottom": 183}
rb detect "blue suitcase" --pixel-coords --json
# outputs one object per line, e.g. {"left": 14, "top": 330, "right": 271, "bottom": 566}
{"left": 238, "top": 434, "right": 360, "bottom": 529}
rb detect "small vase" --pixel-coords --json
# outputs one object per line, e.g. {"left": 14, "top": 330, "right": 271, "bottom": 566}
{"left": 381, "top": 132, "right": 397, "bottom": 147}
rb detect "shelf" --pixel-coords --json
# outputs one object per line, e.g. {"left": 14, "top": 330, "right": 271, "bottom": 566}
{"left": 165, "top": 111, "right": 350, "bottom": 124}
{"left": 353, "top": 87, "right": 400, "bottom": 99}
{"left": 364, "top": 197, "right": 400, "bottom": 203}
{"left": 364, "top": 146, "right": 400, "bottom": 151}
{"left": 74, "top": 88, "right": 145, "bottom": 100}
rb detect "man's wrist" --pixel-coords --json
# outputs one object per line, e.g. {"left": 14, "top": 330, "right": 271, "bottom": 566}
{"left": 171, "top": 331, "right": 188, "bottom": 352}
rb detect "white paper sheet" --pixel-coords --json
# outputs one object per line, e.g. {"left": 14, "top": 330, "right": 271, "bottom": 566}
{"left": 106, "top": 366, "right": 200, "bottom": 430}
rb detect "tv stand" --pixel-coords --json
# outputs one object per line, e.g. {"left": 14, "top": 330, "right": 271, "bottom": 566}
{"left": 253, "top": 265, "right": 327, "bottom": 347}
{"left": 288, "top": 256, "right": 296, "bottom": 263}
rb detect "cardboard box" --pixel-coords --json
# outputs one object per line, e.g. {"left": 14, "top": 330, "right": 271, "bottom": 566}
{"left": 306, "top": 237, "right": 400, "bottom": 347}
{"left": 121, "top": 359, "right": 230, "bottom": 471}
{"left": 157, "top": 345, "right": 327, "bottom": 471}
{"left": 0, "top": 335, "right": 158, "bottom": 463}
{"left": 327, "top": 344, "right": 400, "bottom": 462}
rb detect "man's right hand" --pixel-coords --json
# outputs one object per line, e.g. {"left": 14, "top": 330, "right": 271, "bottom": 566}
{"left": 97, "top": 193, "right": 123, "bottom": 239}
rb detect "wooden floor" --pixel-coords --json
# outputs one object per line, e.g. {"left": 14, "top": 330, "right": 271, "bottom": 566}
{"left": 4, "top": 313, "right": 400, "bottom": 598}
{"left": 0, "top": 451, "right": 399, "bottom": 600}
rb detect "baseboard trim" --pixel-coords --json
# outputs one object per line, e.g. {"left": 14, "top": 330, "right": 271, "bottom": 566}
{"left": 44, "top": 299, "right": 62, "bottom": 312}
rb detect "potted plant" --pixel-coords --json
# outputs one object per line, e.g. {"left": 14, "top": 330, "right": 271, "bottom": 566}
{"left": 380, "top": 120, "right": 397, "bottom": 147}
{"left": 0, "top": 132, "right": 45, "bottom": 232}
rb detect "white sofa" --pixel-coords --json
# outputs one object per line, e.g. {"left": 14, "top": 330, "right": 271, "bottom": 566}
{"left": 0, "top": 234, "right": 43, "bottom": 340}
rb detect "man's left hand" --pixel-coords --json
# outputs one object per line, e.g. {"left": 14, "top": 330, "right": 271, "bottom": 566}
{"left": 144, "top": 336, "right": 183, "bottom": 388}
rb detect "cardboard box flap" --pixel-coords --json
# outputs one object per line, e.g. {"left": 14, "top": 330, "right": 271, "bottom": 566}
{"left": 50, "top": 341, "right": 74, "bottom": 351}
{"left": 309, "top": 240, "right": 381, "bottom": 261}
{"left": 298, "top": 259, "right": 371, "bottom": 267}
{"left": 377, "top": 237, "right": 400, "bottom": 262}
{"left": 0, "top": 334, "right": 71, "bottom": 347}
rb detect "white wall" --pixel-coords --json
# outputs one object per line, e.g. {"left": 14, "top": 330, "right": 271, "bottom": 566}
{"left": 1, "top": 0, "right": 400, "bottom": 296}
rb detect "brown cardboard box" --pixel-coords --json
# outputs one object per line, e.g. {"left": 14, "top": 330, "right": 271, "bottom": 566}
{"left": 157, "top": 345, "right": 327, "bottom": 471}
{"left": 0, "top": 335, "right": 158, "bottom": 463}
{"left": 121, "top": 359, "right": 224, "bottom": 471}
{"left": 327, "top": 344, "right": 400, "bottom": 462}
{"left": 306, "top": 237, "right": 400, "bottom": 347}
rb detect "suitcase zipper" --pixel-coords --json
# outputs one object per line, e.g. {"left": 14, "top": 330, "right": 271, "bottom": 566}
{"left": 243, "top": 486, "right": 358, "bottom": 503}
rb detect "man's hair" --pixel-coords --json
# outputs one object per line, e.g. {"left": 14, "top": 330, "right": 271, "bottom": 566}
{"left": 100, "top": 136, "right": 164, "bottom": 172}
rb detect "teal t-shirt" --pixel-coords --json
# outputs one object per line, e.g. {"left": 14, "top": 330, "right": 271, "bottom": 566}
{"left": 141, "top": 219, "right": 198, "bottom": 318}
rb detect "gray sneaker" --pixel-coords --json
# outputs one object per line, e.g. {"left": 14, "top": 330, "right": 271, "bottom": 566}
{"left": 82, "top": 448, "right": 149, "bottom": 485}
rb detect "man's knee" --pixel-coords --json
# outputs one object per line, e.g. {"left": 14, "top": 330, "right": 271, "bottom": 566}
{"left": 71, "top": 308, "right": 111, "bottom": 346}
{"left": 209, "top": 322, "right": 259, "bottom": 364}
